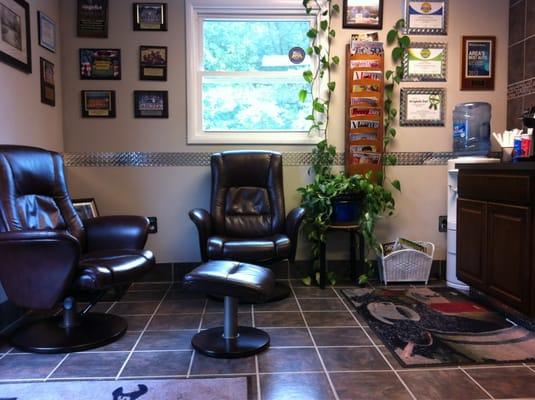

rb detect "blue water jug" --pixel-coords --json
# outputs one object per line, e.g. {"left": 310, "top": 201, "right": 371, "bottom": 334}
{"left": 453, "top": 102, "right": 491, "bottom": 156}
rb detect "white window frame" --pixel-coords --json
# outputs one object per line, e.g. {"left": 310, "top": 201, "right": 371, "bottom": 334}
{"left": 185, "top": 0, "right": 322, "bottom": 145}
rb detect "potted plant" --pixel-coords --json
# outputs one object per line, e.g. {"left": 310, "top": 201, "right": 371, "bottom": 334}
{"left": 297, "top": 1, "right": 403, "bottom": 286}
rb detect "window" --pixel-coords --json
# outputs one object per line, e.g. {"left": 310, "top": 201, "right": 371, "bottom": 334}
{"left": 186, "top": 0, "right": 320, "bottom": 144}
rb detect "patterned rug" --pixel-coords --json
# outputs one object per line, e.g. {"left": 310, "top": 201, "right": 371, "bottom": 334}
{"left": 0, "top": 377, "right": 247, "bottom": 400}
{"left": 342, "top": 286, "right": 535, "bottom": 368}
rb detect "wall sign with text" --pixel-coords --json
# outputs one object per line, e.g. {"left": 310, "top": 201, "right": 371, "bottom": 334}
{"left": 461, "top": 36, "right": 495, "bottom": 91}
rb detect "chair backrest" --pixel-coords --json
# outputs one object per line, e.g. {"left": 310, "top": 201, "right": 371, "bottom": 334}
{"left": 210, "top": 150, "right": 286, "bottom": 238}
{"left": 0, "top": 145, "right": 85, "bottom": 246}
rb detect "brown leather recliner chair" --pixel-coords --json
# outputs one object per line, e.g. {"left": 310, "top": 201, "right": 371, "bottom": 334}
{"left": 0, "top": 145, "right": 155, "bottom": 353}
{"left": 189, "top": 150, "right": 305, "bottom": 301}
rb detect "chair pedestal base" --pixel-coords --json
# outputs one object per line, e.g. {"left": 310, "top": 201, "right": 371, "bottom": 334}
{"left": 192, "top": 326, "right": 269, "bottom": 358}
{"left": 10, "top": 313, "right": 127, "bottom": 354}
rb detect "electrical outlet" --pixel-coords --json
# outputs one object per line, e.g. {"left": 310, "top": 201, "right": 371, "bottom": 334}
{"left": 147, "top": 216, "right": 158, "bottom": 234}
{"left": 438, "top": 215, "right": 447, "bottom": 232}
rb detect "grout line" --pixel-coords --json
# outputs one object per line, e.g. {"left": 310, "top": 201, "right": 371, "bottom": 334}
{"left": 186, "top": 298, "right": 207, "bottom": 378}
{"left": 333, "top": 288, "right": 418, "bottom": 400}
{"left": 252, "top": 300, "right": 262, "bottom": 400}
{"left": 289, "top": 282, "right": 340, "bottom": 400}
{"left": 0, "top": 348, "right": 13, "bottom": 360}
{"left": 460, "top": 367, "right": 495, "bottom": 399}
{"left": 44, "top": 354, "right": 70, "bottom": 381}
{"left": 114, "top": 285, "right": 172, "bottom": 380}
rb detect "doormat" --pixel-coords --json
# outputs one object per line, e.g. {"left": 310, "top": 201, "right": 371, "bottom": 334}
{"left": 0, "top": 377, "right": 247, "bottom": 400}
{"left": 342, "top": 286, "right": 535, "bottom": 368}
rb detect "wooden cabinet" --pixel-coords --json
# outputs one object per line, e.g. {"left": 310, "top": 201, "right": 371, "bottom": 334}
{"left": 457, "top": 163, "right": 535, "bottom": 315}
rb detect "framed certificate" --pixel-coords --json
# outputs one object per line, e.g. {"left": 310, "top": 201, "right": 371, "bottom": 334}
{"left": 40, "top": 58, "right": 55, "bottom": 107}
{"left": 403, "top": 42, "right": 447, "bottom": 82}
{"left": 81, "top": 90, "right": 116, "bottom": 118}
{"left": 400, "top": 88, "right": 445, "bottom": 126}
{"left": 133, "top": 3, "right": 167, "bottom": 31}
{"left": 80, "top": 48, "right": 121, "bottom": 80}
{"left": 77, "top": 0, "right": 108, "bottom": 38}
{"left": 461, "top": 36, "right": 495, "bottom": 91}
{"left": 404, "top": 0, "right": 447, "bottom": 35}
{"left": 134, "top": 90, "right": 169, "bottom": 118}
{"left": 38, "top": 11, "right": 56, "bottom": 53}
{"left": 139, "top": 46, "right": 167, "bottom": 81}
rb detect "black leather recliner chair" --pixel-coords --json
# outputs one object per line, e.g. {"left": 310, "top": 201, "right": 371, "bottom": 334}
{"left": 0, "top": 145, "right": 155, "bottom": 353}
{"left": 189, "top": 150, "right": 305, "bottom": 301}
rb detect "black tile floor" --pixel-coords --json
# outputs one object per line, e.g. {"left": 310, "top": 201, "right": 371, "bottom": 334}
{"left": 1, "top": 277, "right": 535, "bottom": 399}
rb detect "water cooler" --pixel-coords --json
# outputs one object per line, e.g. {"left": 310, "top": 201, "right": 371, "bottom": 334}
{"left": 446, "top": 157, "right": 499, "bottom": 290}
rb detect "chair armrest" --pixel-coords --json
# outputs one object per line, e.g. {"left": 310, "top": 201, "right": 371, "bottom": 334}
{"left": 285, "top": 207, "right": 305, "bottom": 263}
{"left": 189, "top": 208, "right": 212, "bottom": 262}
{"left": 0, "top": 231, "right": 80, "bottom": 309}
{"left": 84, "top": 215, "right": 149, "bottom": 252}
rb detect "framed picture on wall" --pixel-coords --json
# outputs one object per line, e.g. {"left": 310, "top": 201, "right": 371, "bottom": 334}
{"left": 40, "top": 58, "right": 55, "bottom": 106}
{"left": 72, "top": 198, "right": 99, "bottom": 220}
{"left": 404, "top": 0, "right": 447, "bottom": 35}
{"left": 461, "top": 36, "right": 496, "bottom": 91}
{"left": 81, "top": 90, "right": 116, "bottom": 118}
{"left": 133, "top": 3, "right": 167, "bottom": 31}
{"left": 0, "top": 0, "right": 31, "bottom": 73}
{"left": 139, "top": 46, "right": 167, "bottom": 81}
{"left": 77, "top": 0, "right": 108, "bottom": 38}
{"left": 37, "top": 11, "right": 56, "bottom": 53}
{"left": 400, "top": 88, "right": 445, "bottom": 126}
{"left": 343, "top": 0, "right": 383, "bottom": 29}
{"left": 80, "top": 48, "right": 121, "bottom": 80}
{"left": 402, "top": 42, "right": 447, "bottom": 82}
{"left": 134, "top": 90, "right": 168, "bottom": 118}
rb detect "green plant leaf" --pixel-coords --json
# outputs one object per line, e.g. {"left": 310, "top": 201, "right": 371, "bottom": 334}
{"left": 395, "top": 18, "right": 405, "bottom": 29}
{"left": 399, "top": 35, "right": 410, "bottom": 49}
{"left": 320, "top": 20, "right": 328, "bottom": 31}
{"left": 332, "top": 4, "right": 340, "bottom": 13}
{"left": 313, "top": 101, "right": 325, "bottom": 113}
{"left": 299, "top": 89, "right": 308, "bottom": 103}
{"left": 329, "top": 29, "right": 336, "bottom": 37}
{"left": 307, "top": 28, "right": 318, "bottom": 38}
{"left": 332, "top": 56, "right": 340, "bottom": 65}
{"left": 358, "top": 273, "right": 368, "bottom": 285}
{"left": 303, "top": 70, "right": 313, "bottom": 83}
{"left": 302, "top": 276, "right": 312, "bottom": 286}
{"left": 327, "top": 81, "right": 336, "bottom": 92}
{"left": 388, "top": 127, "right": 397, "bottom": 137}
{"left": 392, "top": 179, "right": 401, "bottom": 192}
{"left": 307, "top": 46, "right": 314, "bottom": 56}
{"left": 385, "top": 70, "right": 393, "bottom": 80}
{"left": 392, "top": 47, "right": 403, "bottom": 62}
{"left": 314, "top": 45, "right": 322, "bottom": 54}
{"left": 305, "top": 114, "right": 315, "bottom": 121}
{"left": 386, "top": 29, "right": 397, "bottom": 45}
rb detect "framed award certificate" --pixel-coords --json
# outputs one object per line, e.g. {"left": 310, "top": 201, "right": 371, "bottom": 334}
{"left": 400, "top": 88, "right": 445, "bottom": 126}
{"left": 404, "top": 0, "right": 447, "bottom": 35}
{"left": 403, "top": 42, "right": 447, "bottom": 82}
{"left": 461, "top": 36, "right": 495, "bottom": 91}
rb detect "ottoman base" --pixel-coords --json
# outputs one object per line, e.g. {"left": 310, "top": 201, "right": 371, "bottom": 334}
{"left": 192, "top": 326, "right": 270, "bottom": 358}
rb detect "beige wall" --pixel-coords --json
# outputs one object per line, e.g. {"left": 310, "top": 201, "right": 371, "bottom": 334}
{"left": 62, "top": 0, "right": 509, "bottom": 263}
{"left": 0, "top": 0, "right": 63, "bottom": 151}
{"left": 0, "top": 0, "right": 63, "bottom": 302}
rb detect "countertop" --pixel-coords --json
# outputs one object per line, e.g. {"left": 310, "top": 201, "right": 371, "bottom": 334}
{"left": 456, "top": 161, "right": 535, "bottom": 171}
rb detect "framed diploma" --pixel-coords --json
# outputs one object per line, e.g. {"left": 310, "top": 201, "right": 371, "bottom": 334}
{"left": 40, "top": 58, "right": 55, "bottom": 107}
{"left": 38, "top": 11, "right": 56, "bottom": 53}
{"left": 403, "top": 42, "right": 447, "bottom": 82}
{"left": 461, "top": 36, "right": 495, "bottom": 91}
{"left": 77, "top": 0, "right": 108, "bottom": 38}
{"left": 404, "top": 0, "right": 447, "bottom": 35}
{"left": 400, "top": 88, "right": 445, "bottom": 126}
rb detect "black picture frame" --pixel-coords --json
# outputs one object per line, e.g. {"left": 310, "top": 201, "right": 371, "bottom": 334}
{"left": 461, "top": 36, "right": 496, "bottom": 91}
{"left": 72, "top": 198, "right": 99, "bottom": 220}
{"left": 40, "top": 57, "right": 55, "bottom": 107}
{"left": 0, "top": 0, "right": 31, "bottom": 73}
{"left": 37, "top": 11, "right": 56, "bottom": 53}
{"left": 134, "top": 90, "right": 168, "bottom": 118}
{"left": 139, "top": 45, "right": 167, "bottom": 81}
{"left": 77, "top": 0, "right": 108, "bottom": 38}
{"left": 79, "top": 48, "right": 121, "bottom": 80}
{"left": 133, "top": 3, "right": 167, "bottom": 31}
{"left": 81, "top": 90, "right": 116, "bottom": 118}
{"left": 343, "top": 0, "right": 383, "bottom": 30}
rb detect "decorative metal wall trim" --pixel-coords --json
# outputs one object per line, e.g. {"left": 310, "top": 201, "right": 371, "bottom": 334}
{"left": 63, "top": 151, "right": 502, "bottom": 168}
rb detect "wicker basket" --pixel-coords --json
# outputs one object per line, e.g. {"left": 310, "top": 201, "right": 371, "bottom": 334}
{"left": 378, "top": 241, "right": 435, "bottom": 284}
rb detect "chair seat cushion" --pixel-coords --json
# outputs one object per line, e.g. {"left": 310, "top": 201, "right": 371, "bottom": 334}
{"left": 206, "top": 234, "right": 290, "bottom": 262}
{"left": 183, "top": 260, "right": 275, "bottom": 301}
{"left": 76, "top": 249, "right": 154, "bottom": 290}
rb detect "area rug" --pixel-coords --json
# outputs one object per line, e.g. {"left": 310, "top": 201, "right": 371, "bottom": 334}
{"left": 342, "top": 286, "right": 535, "bottom": 368}
{"left": 0, "top": 377, "right": 247, "bottom": 400}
